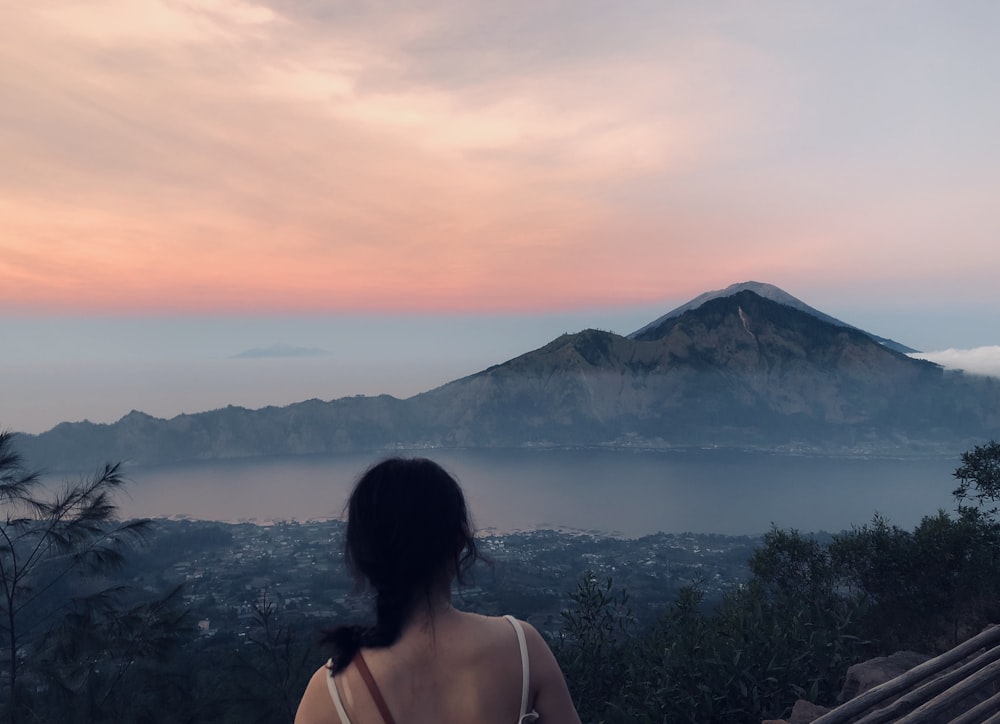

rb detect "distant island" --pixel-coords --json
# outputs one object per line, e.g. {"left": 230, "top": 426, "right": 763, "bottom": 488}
{"left": 230, "top": 343, "right": 329, "bottom": 359}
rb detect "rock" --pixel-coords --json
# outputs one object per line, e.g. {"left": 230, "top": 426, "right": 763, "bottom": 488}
{"left": 789, "top": 699, "right": 831, "bottom": 723}
{"left": 838, "top": 650, "right": 931, "bottom": 702}
{"left": 761, "top": 698, "right": 832, "bottom": 724}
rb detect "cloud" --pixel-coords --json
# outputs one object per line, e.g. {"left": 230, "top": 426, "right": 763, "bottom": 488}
{"left": 3, "top": 1, "right": 1000, "bottom": 313}
{"left": 231, "top": 343, "right": 328, "bottom": 359}
{"left": 910, "top": 347, "right": 1000, "bottom": 379}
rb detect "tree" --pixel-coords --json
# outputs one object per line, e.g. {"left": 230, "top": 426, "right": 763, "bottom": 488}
{"left": 953, "top": 439, "right": 1000, "bottom": 516}
{"left": 0, "top": 430, "right": 150, "bottom": 724}
{"left": 32, "top": 584, "right": 192, "bottom": 723}
{"left": 748, "top": 527, "right": 837, "bottom": 605}
{"left": 556, "top": 571, "right": 634, "bottom": 722}
{"left": 226, "top": 595, "right": 316, "bottom": 724}
{"left": 557, "top": 571, "right": 867, "bottom": 723}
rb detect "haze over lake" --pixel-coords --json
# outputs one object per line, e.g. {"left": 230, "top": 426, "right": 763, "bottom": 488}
{"left": 114, "top": 449, "right": 959, "bottom": 537}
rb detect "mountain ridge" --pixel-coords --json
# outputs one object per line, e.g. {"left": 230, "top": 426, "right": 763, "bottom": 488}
{"left": 14, "top": 284, "right": 1000, "bottom": 471}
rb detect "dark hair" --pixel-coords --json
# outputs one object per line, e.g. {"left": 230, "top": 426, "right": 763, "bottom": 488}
{"left": 322, "top": 457, "right": 479, "bottom": 671}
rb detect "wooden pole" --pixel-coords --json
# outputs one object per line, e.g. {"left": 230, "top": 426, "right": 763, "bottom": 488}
{"left": 855, "top": 644, "right": 1000, "bottom": 723}
{"left": 811, "top": 625, "right": 1000, "bottom": 724}
{"left": 950, "top": 690, "right": 1000, "bottom": 724}
{"left": 894, "top": 657, "right": 1000, "bottom": 723}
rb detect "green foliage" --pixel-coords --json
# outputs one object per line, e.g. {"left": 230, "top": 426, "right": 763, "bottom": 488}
{"left": 226, "top": 597, "right": 317, "bottom": 724}
{"left": 832, "top": 508, "right": 1000, "bottom": 651}
{"left": 953, "top": 439, "right": 1000, "bottom": 516}
{"left": 556, "top": 571, "right": 635, "bottom": 721}
{"left": 0, "top": 430, "right": 186, "bottom": 724}
{"left": 557, "top": 568, "right": 868, "bottom": 724}
{"left": 557, "top": 444, "right": 1000, "bottom": 722}
{"left": 748, "top": 528, "right": 836, "bottom": 604}
{"left": 30, "top": 585, "right": 193, "bottom": 723}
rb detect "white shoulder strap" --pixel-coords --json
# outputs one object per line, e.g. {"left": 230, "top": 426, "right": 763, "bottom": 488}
{"left": 325, "top": 660, "right": 353, "bottom": 724}
{"left": 504, "top": 615, "right": 531, "bottom": 717}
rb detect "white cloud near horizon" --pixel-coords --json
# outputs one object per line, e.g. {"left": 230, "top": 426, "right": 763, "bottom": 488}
{"left": 910, "top": 347, "right": 1000, "bottom": 379}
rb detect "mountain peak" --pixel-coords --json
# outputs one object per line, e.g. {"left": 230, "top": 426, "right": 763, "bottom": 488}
{"left": 630, "top": 281, "right": 917, "bottom": 354}
{"left": 630, "top": 282, "right": 836, "bottom": 336}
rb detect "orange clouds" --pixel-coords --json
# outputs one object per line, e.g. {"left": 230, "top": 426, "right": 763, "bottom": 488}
{"left": 3, "top": 1, "right": 1000, "bottom": 313}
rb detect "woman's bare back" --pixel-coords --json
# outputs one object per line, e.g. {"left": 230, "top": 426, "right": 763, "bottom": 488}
{"left": 296, "top": 610, "right": 580, "bottom": 724}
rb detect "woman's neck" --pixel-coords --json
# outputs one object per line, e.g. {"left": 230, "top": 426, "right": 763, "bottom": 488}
{"left": 402, "top": 582, "right": 456, "bottom": 634}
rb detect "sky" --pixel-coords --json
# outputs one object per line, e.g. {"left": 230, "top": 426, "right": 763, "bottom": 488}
{"left": 3, "top": 1, "right": 1000, "bottom": 434}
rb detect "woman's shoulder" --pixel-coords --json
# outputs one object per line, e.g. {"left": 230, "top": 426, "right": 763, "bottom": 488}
{"left": 452, "top": 610, "right": 517, "bottom": 628}
{"left": 458, "top": 612, "right": 546, "bottom": 644}
{"left": 451, "top": 613, "right": 553, "bottom": 676}
{"left": 462, "top": 614, "right": 581, "bottom": 723}
{"left": 450, "top": 611, "right": 525, "bottom": 641}
{"left": 449, "top": 612, "right": 546, "bottom": 646}
{"left": 294, "top": 663, "right": 335, "bottom": 724}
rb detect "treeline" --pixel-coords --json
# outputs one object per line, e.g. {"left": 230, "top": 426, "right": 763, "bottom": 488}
{"left": 4, "top": 428, "right": 1000, "bottom": 723}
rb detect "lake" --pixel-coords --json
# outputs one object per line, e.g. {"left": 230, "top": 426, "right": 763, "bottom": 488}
{"left": 116, "top": 448, "right": 961, "bottom": 536}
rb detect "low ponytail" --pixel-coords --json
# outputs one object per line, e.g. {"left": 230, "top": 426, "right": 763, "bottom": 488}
{"left": 323, "top": 624, "right": 365, "bottom": 672}
{"left": 371, "top": 584, "right": 409, "bottom": 647}
{"left": 323, "top": 584, "right": 412, "bottom": 672}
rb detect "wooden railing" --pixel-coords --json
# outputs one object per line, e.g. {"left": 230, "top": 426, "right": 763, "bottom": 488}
{"left": 811, "top": 624, "right": 1000, "bottom": 724}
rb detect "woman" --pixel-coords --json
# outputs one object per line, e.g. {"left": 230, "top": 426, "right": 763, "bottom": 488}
{"left": 295, "top": 457, "right": 581, "bottom": 724}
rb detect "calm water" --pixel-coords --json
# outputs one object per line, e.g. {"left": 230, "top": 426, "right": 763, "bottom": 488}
{"left": 116, "top": 448, "right": 960, "bottom": 536}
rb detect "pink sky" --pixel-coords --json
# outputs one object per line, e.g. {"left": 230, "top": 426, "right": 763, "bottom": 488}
{"left": 4, "top": 1, "right": 1000, "bottom": 315}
